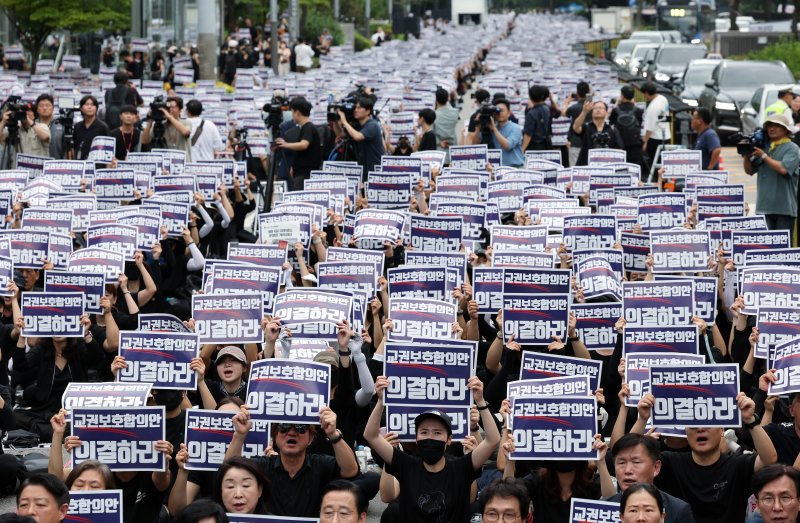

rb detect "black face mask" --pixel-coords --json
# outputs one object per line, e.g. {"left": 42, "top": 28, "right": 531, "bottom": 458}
{"left": 416, "top": 438, "right": 446, "bottom": 465}
{"left": 551, "top": 460, "right": 581, "bottom": 474}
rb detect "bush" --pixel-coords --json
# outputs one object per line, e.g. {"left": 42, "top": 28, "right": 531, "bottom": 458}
{"left": 747, "top": 38, "right": 800, "bottom": 79}
{"left": 354, "top": 32, "right": 373, "bottom": 52}
{"left": 302, "top": 11, "right": 344, "bottom": 46}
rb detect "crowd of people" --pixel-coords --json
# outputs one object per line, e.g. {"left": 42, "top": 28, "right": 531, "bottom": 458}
{"left": 0, "top": 10, "right": 798, "bottom": 523}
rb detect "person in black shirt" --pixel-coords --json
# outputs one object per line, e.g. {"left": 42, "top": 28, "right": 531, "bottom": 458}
{"left": 275, "top": 97, "right": 321, "bottom": 191}
{"left": 522, "top": 85, "right": 552, "bottom": 151}
{"left": 197, "top": 346, "right": 248, "bottom": 408}
{"left": 609, "top": 85, "right": 645, "bottom": 174}
{"left": 414, "top": 108, "right": 437, "bottom": 152}
{"left": 109, "top": 105, "right": 142, "bottom": 160}
{"left": 565, "top": 81, "right": 590, "bottom": 166}
{"left": 72, "top": 95, "right": 109, "bottom": 160}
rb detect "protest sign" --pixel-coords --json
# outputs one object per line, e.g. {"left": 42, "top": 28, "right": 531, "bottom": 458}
{"left": 654, "top": 275, "right": 717, "bottom": 324}
{"left": 509, "top": 397, "right": 598, "bottom": 460}
{"left": 93, "top": 169, "right": 136, "bottom": 200}
{"left": 409, "top": 215, "right": 462, "bottom": 252}
{"left": 367, "top": 172, "right": 412, "bottom": 210}
{"left": 228, "top": 243, "right": 287, "bottom": 268}
{"left": 246, "top": 359, "right": 330, "bottom": 424}
{"left": 661, "top": 150, "right": 702, "bottom": 178}
{"left": 625, "top": 352, "right": 705, "bottom": 407}
{"left": 272, "top": 289, "right": 352, "bottom": 326}
{"left": 740, "top": 267, "right": 800, "bottom": 316}
{"left": 118, "top": 331, "right": 200, "bottom": 390}
{"left": 68, "top": 247, "right": 125, "bottom": 283}
{"left": 755, "top": 307, "right": 800, "bottom": 360}
{"left": 87, "top": 223, "right": 138, "bottom": 260}
{"left": 769, "top": 353, "right": 800, "bottom": 396}
{"left": 473, "top": 267, "right": 504, "bottom": 314}
{"left": 572, "top": 303, "right": 622, "bottom": 352}
{"left": 89, "top": 136, "right": 116, "bottom": 163}
{"left": 507, "top": 376, "right": 591, "bottom": 399}
{"left": 317, "top": 261, "right": 376, "bottom": 295}
{"left": 118, "top": 213, "right": 162, "bottom": 251}
{"left": 623, "top": 325, "right": 700, "bottom": 357}
{"left": 623, "top": 280, "right": 693, "bottom": 326}
{"left": 388, "top": 266, "right": 450, "bottom": 302}
{"left": 184, "top": 409, "right": 270, "bottom": 471}
{"left": 22, "top": 208, "right": 73, "bottom": 235}
{"left": 66, "top": 490, "right": 123, "bottom": 523}
{"left": 0, "top": 256, "right": 11, "bottom": 297}
{"left": 22, "top": 292, "right": 83, "bottom": 337}
{"left": 434, "top": 201, "right": 486, "bottom": 241}
{"left": 209, "top": 263, "right": 282, "bottom": 310}
{"left": 44, "top": 271, "right": 104, "bottom": 315}
{"left": 404, "top": 251, "right": 467, "bottom": 286}
{"left": 491, "top": 225, "right": 548, "bottom": 251}
{"left": 520, "top": 351, "right": 603, "bottom": 391}
{"left": 731, "top": 230, "right": 791, "bottom": 268}
{"left": 563, "top": 215, "right": 617, "bottom": 251}
{"left": 493, "top": 250, "right": 554, "bottom": 268}
{"left": 354, "top": 209, "right": 406, "bottom": 242}
{"left": 569, "top": 498, "right": 620, "bottom": 523}
{"left": 503, "top": 294, "right": 569, "bottom": 345}
{"left": 620, "top": 232, "right": 650, "bottom": 273}
{"left": 72, "top": 407, "right": 165, "bottom": 471}
{"left": 384, "top": 404, "right": 470, "bottom": 442}
{"left": 744, "top": 248, "right": 800, "bottom": 268}
{"left": 138, "top": 313, "right": 191, "bottom": 333}
{"left": 637, "top": 193, "right": 687, "bottom": 230}
{"left": 148, "top": 200, "right": 189, "bottom": 238}
{"left": 650, "top": 364, "right": 740, "bottom": 427}
{"left": 503, "top": 268, "right": 571, "bottom": 295}
{"left": 42, "top": 160, "right": 85, "bottom": 190}
{"left": 192, "top": 293, "right": 264, "bottom": 344}
{"left": 450, "top": 145, "right": 488, "bottom": 170}
{"left": 575, "top": 256, "right": 622, "bottom": 301}
{"left": 389, "top": 298, "right": 456, "bottom": 341}
{"left": 0, "top": 230, "right": 49, "bottom": 269}
{"left": 62, "top": 383, "right": 152, "bottom": 415}
{"left": 649, "top": 230, "right": 711, "bottom": 273}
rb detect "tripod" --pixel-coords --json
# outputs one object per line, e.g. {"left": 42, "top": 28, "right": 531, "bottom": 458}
{"left": 150, "top": 119, "right": 168, "bottom": 150}
{"left": 0, "top": 127, "right": 19, "bottom": 170}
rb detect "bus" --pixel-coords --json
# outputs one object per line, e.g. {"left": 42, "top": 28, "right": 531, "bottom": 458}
{"left": 656, "top": 0, "right": 716, "bottom": 41}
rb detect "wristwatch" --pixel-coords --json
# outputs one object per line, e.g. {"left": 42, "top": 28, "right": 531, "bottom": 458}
{"left": 743, "top": 415, "right": 761, "bottom": 429}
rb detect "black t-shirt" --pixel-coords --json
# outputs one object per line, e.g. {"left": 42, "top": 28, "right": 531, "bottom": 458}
{"left": 522, "top": 470, "right": 601, "bottom": 523}
{"left": 655, "top": 451, "right": 756, "bottom": 523}
{"left": 566, "top": 101, "right": 584, "bottom": 147}
{"left": 354, "top": 118, "right": 385, "bottom": 178}
{"left": 110, "top": 127, "right": 141, "bottom": 160}
{"left": 73, "top": 119, "right": 110, "bottom": 160}
{"left": 292, "top": 121, "right": 321, "bottom": 170}
{"left": 118, "top": 472, "right": 166, "bottom": 523}
{"left": 764, "top": 422, "right": 800, "bottom": 466}
{"left": 385, "top": 447, "right": 479, "bottom": 523}
{"left": 418, "top": 130, "right": 437, "bottom": 152}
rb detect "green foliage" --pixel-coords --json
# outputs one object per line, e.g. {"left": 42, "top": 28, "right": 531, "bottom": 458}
{"left": 354, "top": 31, "right": 372, "bottom": 52}
{"left": 302, "top": 10, "right": 344, "bottom": 46}
{"left": 746, "top": 38, "right": 800, "bottom": 79}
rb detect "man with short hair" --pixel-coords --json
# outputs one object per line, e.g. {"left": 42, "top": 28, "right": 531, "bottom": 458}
{"left": 634, "top": 392, "right": 778, "bottom": 523}
{"left": 764, "top": 88, "right": 797, "bottom": 123}
{"left": 141, "top": 96, "right": 192, "bottom": 160}
{"left": 641, "top": 82, "right": 671, "bottom": 174}
{"left": 572, "top": 100, "right": 622, "bottom": 166}
{"left": 609, "top": 84, "right": 645, "bottom": 175}
{"left": 466, "top": 88, "right": 492, "bottom": 145}
{"left": 225, "top": 405, "right": 359, "bottom": 517}
{"left": 414, "top": 108, "right": 437, "bottom": 152}
{"left": 104, "top": 71, "right": 143, "bottom": 130}
{"left": 478, "top": 478, "right": 531, "bottom": 523}
{"left": 565, "top": 81, "right": 591, "bottom": 166}
{"left": 320, "top": 480, "right": 368, "bottom": 523}
{"left": 0, "top": 102, "right": 50, "bottom": 163}
{"left": 483, "top": 99, "right": 524, "bottom": 167}
{"left": 603, "top": 433, "right": 695, "bottom": 523}
{"left": 294, "top": 39, "right": 314, "bottom": 73}
{"left": 185, "top": 99, "right": 223, "bottom": 162}
{"left": 275, "top": 97, "right": 321, "bottom": 190}
{"left": 692, "top": 107, "right": 722, "bottom": 170}
{"left": 34, "top": 94, "right": 63, "bottom": 159}
{"left": 72, "top": 95, "right": 109, "bottom": 160}
{"left": 337, "top": 97, "right": 385, "bottom": 180}
{"left": 109, "top": 105, "right": 142, "bottom": 160}
{"left": 433, "top": 88, "right": 458, "bottom": 158}
{"left": 751, "top": 464, "right": 800, "bottom": 523}
{"left": 16, "top": 473, "right": 69, "bottom": 523}
{"left": 365, "top": 375, "right": 500, "bottom": 522}
{"left": 521, "top": 84, "right": 552, "bottom": 152}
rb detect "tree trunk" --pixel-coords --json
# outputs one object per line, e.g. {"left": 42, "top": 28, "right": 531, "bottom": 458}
{"left": 729, "top": 0, "right": 740, "bottom": 31}
{"left": 793, "top": 0, "right": 800, "bottom": 40}
{"left": 636, "top": 0, "right": 643, "bottom": 30}
{"left": 763, "top": 0, "right": 772, "bottom": 21}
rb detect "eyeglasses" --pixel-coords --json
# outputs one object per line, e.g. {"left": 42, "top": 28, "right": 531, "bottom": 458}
{"left": 277, "top": 423, "right": 308, "bottom": 434}
{"left": 758, "top": 494, "right": 797, "bottom": 507}
{"left": 483, "top": 510, "right": 520, "bottom": 522}
{"left": 321, "top": 509, "right": 355, "bottom": 520}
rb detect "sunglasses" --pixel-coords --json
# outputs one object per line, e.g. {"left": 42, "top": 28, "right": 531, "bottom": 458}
{"left": 277, "top": 424, "right": 308, "bottom": 434}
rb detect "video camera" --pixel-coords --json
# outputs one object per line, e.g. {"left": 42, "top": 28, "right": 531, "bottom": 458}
{"left": 594, "top": 131, "right": 611, "bottom": 148}
{"left": 733, "top": 128, "right": 766, "bottom": 157}
{"left": 478, "top": 101, "right": 499, "bottom": 128}
{"left": 1, "top": 95, "right": 31, "bottom": 142}
{"left": 327, "top": 84, "right": 376, "bottom": 123}
{"left": 56, "top": 96, "right": 80, "bottom": 149}
{"left": 262, "top": 94, "right": 289, "bottom": 136}
{"left": 150, "top": 95, "right": 168, "bottom": 123}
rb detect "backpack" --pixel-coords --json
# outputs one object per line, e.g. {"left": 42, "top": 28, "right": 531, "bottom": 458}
{"left": 615, "top": 105, "right": 642, "bottom": 147}
{"left": 104, "top": 85, "right": 130, "bottom": 129}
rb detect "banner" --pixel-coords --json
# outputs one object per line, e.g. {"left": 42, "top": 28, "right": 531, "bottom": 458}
{"left": 572, "top": 302, "right": 622, "bottom": 352}
{"left": 246, "top": 359, "right": 330, "bottom": 423}
{"left": 118, "top": 331, "right": 200, "bottom": 390}
{"left": 0, "top": 230, "right": 49, "bottom": 269}
{"left": 272, "top": 289, "right": 352, "bottom": 326}
{"left": 22, "top": 292, "right": 83, "bottom": 337}
{"left": 89, "top": 136, "right": 116, "bottom": 164}
{"left": 509, "top": 397, "right": 598, "bottom": 460}
{"left": 575, "top": 256, "right": 622, "bottom": 301}
{"left": 520, "top": 352, "right": 603, "bottom": 391}
{"left": 44, "top": 271, "right": 104, "bottom": 315}
{"left": 731, "top": 230, "right": 791, "bottom": 268}
{"left": 755, "top": 307, "right": 800, "bottom": 360}
{"left": 228, "top": 243, "right": 287, "bottom": 268}
{"left": 740, "top": 267, "right": 800, "bottom": 316}
{"left": 66, "top": 490, "right": 123, "bottom": 523}
{"left": 184, "top": 409, "right": 270, "bottom": 471}
{"left": 72, "top": 407, "right": 166, "bottom": 471}
{"left": 769, "top": 353, "right": 800, "bottom": 396}
{"left": 138, "top": 313, "right": 191, "bottom": 333}
{"left": 87, "top": 223, "right": 138, "bottom": 260}
{"left": 384, "top": 404, "right": 470, "bottom": 442}
{"left": 354, "top": 209, "right": 406, "bottom": 243}
{"left": 317, "top": 261, "right": 376, "bottom": 295}
{"left": 389, "top": 298, "right": 456, "bottom": 341}
{"left": 367, "top": 172, "right": 412, "bottom": 210}
{"left": 93, "top": 169, "right": 136, "bottom": 200}
{"left": 68, "top": 247, "right": 125, "bottom": 283}
{"left": 192, "top": 293, "right": 264, "bottom": 344}
{"left": 623, "top": 280, "right": 693, "bottom": 326}
{"left": 388, "top": 266, "right": 450, "bottom": 302}
{"left": 623, "top": 325, "right": 700, "bottom": 357}
{"left": 650, "top": 364, "right": 740, "bottom": 428}
{"left": 637, "top": 193, "right": 687, "bottom": 230}
{"left": 569, "top": 498, "right": 620, "bottom": 523}
{"left": 409, "top": 215, "right": 462, "bottom": 252}
{"left": 209, "top": 264, "right": 282, "bottom": 311}
{"left": 383, "top": 342, "right": 474, "bottom": 407}
{"left": 620, "top": 232, "right": 650, "bottom": 274}
{"left": 473, "top": 267, "right": 504, "bottom": 314}
{"left": 22, "top": 208, "right": 73, "bottom": 236}
{"left": 450, "top": 145, "right": 488, "bottom": 170}
{"left": 625, "top": 352, "right": 705, "bottom": 407}
{"left": 563, "top": 215, "right": 617, "bottom": 251}
{"left": 649, "top": 230, "right": 711, "bottom": 273}
{"left": 507, "top": 376, "right": 591, "bottom": 399}
{"left": 62, "top": 382, "right": 152, "bottom": 412}
{"left": 503, "top": 294, "right": 569, "bottom": 345}
{"left": 42, "top": 160, "right": 85, "bottom": 190}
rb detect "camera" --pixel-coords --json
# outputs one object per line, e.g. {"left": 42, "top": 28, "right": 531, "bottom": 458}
{"left": 594, "top": 131, "right": 611, "bottom": 148}
{"left": 150, "top": 95, "right": 168, "bottom": 123}
{"left": 733, "top": 128, "right": 766, "bottom": 157}
{"left": 327, "top": 94, "right": 357, "bottom": 122}
{"left": 262, "top": 94, "right": 289, "bottom": 135}
{"left": 1, "top": 95, "right": 30, "bottom": 139}
{"left": 478, "top": 102, "right": 499, "bottom": 128}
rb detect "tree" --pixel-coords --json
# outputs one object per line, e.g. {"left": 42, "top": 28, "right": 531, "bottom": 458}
{"left": 0, "top": 0, "right": 129, "bottom": 72}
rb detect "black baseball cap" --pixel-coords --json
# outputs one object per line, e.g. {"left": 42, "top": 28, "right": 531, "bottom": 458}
{"left": 414, "top": 409, "right": 452, "bottom": 436}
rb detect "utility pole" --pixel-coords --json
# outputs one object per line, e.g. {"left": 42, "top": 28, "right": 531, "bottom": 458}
{"left": 270, "top": 0, "right": 279, "bottom": 75}
{"left": 198, "top": 0, "right": 216, "bottom": 79}
{"left": 334, "top": 0, "right": 340, "bottom": 19}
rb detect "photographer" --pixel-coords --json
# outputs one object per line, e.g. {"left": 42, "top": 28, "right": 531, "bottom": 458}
{"left": 141, "top": 96, "right": 192, "bottom": 159}
{"left": 465, "top": 89, "right": 492, "bottom": 145}
{"left": 0, "top": 101, "right": 50, "bottom": 162}
{"left": 34, "top": 95, "right": 64, "bottom": 159}
{"left": 480, "top": 99, "right": 523, "bottom": 167}
{"left": 743, "top": 114, "right": 800, "bottom": 236}
{"left": 274, "top": 97, "right": 321, "bottom": 191}
{"left": 572, "top": 100, "right": 622, "bottom": 166}
{"left": 337, "top": 97, "right": 385, "bottom": 179}
{"left": 72, "top": 95, "right": 109, "bottom": 160}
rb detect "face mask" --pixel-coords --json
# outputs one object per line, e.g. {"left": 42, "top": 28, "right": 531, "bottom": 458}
{"left": 416, "top": 438, "right": 446, "bottom": 465}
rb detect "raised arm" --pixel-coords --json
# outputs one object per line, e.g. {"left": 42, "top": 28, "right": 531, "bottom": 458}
{"left": 364, "top": 376, "right": 395, "bottom": 466}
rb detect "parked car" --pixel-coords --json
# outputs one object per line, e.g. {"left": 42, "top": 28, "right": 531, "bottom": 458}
{"left": 698, "top": 59, "right": 795, "bottom": 137}
{"left": 610, "top": 38, "right": 648, "bottom": 68}
{"left": 628, "top": 43, "right": 660, "bottom": 77}
{"left": 676, "top": 58, "right": 722, "bottom": 105}
{"left": 629, "top": 30, "right": 666, "bottom": 44}
{"left": 740, "top": 83, "right": 800, "bottom": 135}
{"left": 644, "top": 44, "right": 708, "bottom": 87}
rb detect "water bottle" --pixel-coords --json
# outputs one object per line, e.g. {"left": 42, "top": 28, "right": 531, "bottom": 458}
{"left": 356, "top": 445, "right": 367, "bottom": 473}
